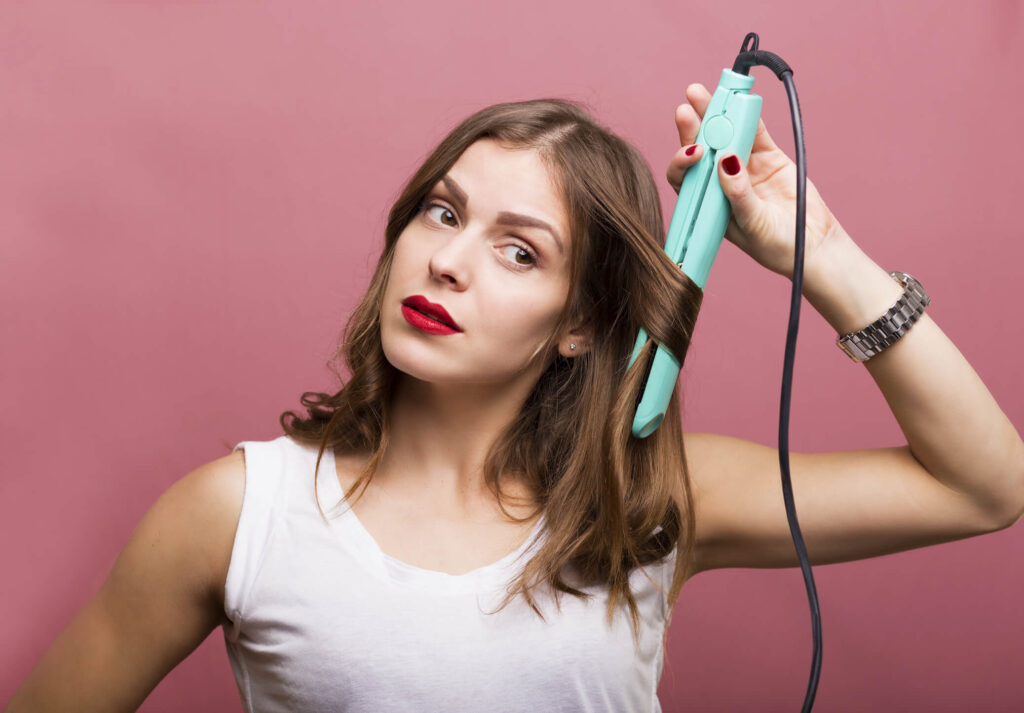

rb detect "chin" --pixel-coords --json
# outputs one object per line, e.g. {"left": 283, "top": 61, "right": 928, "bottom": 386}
{"left": 380, "top": 333, "right": 452, "bottom": 381}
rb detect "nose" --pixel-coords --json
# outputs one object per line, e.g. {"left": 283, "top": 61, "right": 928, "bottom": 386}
{"left": 427, "top": 228, "right": 476, "bottom": 288}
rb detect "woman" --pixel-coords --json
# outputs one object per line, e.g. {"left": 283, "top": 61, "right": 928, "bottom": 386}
{"left": 8, "top": 84, "right": 1023, "bottom": 712}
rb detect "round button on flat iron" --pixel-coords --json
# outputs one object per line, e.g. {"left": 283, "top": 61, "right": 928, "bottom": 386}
{"left": 702, "top": 114, "right": 734, "bottom": 150}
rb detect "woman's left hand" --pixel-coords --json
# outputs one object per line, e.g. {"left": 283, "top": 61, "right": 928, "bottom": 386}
{"left": 666, "top": 83, "right": 849, "bottom": 281}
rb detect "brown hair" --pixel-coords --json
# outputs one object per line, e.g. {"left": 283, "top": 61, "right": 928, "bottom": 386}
{"left": 280, "top": 98, "right": 703, "bottom": 646}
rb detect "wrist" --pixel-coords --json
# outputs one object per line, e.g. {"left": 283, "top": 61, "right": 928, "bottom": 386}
{"left": 801, "top": 232, "right": 906, "bottom": 336}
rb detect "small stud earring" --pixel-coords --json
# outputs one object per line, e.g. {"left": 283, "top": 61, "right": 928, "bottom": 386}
{"left": 570, "top": 344, "right": 576, "bottom": 350}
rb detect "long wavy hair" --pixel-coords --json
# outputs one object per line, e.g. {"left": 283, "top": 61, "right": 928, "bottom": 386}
{"left": 281, "top": 98, "right": 703, "bottom": 646}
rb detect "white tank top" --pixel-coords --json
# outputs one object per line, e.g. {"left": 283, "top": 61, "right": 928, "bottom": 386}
{"left": 223, "top": 435, "right": 677, "bottom": 712}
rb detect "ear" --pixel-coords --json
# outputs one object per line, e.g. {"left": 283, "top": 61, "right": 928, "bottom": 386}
{"left": 558, "top": 319, "right": 594, "bottom": 358}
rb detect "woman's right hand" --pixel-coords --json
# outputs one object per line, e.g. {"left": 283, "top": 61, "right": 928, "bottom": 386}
{"left": 664, "top": 82, "right": 848, "bottom": 282}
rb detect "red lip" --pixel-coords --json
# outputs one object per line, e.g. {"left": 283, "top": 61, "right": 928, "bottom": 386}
{"left": 401, "top": 295, "right": 461, "bottom": 331}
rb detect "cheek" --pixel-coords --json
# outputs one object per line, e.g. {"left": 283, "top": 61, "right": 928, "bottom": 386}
{"left": 479, "top": 293, "right": 562, "bottom": 350}
{"left": 389, "top": 237, "right": 415, "bottom": 273}
{"left": 384, "top": 241, "right": 420, "bottom": 293}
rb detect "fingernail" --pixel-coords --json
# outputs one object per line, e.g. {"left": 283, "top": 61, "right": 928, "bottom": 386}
{"left": 685, "top": 145, "right": 697, "bottom": 156}
{"left": 722, "top": 155, "right": 741, "bottom": 176}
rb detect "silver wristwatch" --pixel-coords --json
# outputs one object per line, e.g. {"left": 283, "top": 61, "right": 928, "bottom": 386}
{"left": 836, "top": 271, "right": 930, "bottom": 363}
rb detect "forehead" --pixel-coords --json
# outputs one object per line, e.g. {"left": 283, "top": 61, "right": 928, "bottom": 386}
{"left": 446, "top": 139, "right": 569, "bottom": 239}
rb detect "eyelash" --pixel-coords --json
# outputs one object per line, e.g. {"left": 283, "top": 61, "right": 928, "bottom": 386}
{"left": 419, "top": 199, "right": 540, "bottom": 271}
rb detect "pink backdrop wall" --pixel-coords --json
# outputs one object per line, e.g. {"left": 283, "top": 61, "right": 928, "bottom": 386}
{"left": 3, "top": 2, "right": 1022, "bottom": 711}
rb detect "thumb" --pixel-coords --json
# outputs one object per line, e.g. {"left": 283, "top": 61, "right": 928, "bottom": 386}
{"left": 717, "top": 153, "right": 764, "bottom": 237}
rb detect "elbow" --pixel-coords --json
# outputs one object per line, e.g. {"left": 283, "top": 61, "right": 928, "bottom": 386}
{"left": 990, "top": 475, "right": 1024, "bottom": 531}
{"left": 991, "top": 505, "right": 1024, "bottom": 531}
{"left": 991, "top": 443, "right": 1024, "bottom": 530}
{"left": 987, "top": 481, "right": 1024, "bottom": 531}
{"left": 972, "top": 489, "right": 1024, "bottom": 533}
{"left": 998, "top": 483, "right": 1024, "bottom": 529}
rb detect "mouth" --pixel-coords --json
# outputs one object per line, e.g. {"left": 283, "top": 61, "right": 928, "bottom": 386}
{"left": 401, "top": 295, "right": 461, "bottom": 331}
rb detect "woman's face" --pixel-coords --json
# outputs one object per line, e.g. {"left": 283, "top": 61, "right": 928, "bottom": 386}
{"left": 381, "top": 138, "right": 573, "bottom": 386}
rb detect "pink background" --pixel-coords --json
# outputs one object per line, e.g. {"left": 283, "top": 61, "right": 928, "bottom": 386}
{"left": 3, "top": 2, "right": 1023, "bottom": 711}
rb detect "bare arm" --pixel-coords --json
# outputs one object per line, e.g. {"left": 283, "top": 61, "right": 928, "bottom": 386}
{"left": 685, "top": 235, "right": 1024, "bottom": 574}
{"left": 803, "top": 232, "right": 1024, "bottom": 521}
{"left": 5, "top": 452, "right": 245, "bottom": 713}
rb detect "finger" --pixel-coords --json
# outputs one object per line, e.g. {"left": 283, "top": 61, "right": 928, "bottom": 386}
{"left": 666, "top": 144, "right": 703, "bottom": 193}
{"left": 674, "top": 103, "right": 700, "bottom": 148}
{"left": 684, "top": 83, "right": 712, "bottom": 119}
{"left": 716, "top": 153, "right": 764, "bottom": 237}
{"left": 750, "top": 115, "right": 780, "bottom": 153}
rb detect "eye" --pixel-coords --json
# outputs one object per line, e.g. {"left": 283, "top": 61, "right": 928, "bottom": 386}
{"left": 423, "top": 202, "right": 458, "bottom": 227}
{"left": 421, "top": 199, "right": 540, "bottom": 272}
{"left": 501, "top": 244, "right": 538, "bottom": 269}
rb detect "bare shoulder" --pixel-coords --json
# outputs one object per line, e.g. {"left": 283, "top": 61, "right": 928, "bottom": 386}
{"left": 170, "top": 450, "right": 247, "bottom": 616}
{"left": 137, "top": 450, "right": 248, "bottom": 622}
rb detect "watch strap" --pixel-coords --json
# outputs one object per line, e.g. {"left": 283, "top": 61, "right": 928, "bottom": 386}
{"left": 836, "top": 271, "right": 930, "bottom": 363}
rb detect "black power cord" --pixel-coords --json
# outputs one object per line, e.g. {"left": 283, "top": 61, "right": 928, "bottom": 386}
{"left": 731, "top": 32, "right": 822, "bottom": 712}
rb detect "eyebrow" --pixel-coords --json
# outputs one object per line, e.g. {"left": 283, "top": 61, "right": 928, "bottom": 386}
{"left": 440, "top": 175, "right": 564, "bottom": 255}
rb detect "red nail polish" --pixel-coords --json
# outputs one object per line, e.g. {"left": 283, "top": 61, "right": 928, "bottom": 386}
{"left": 722, "top": 155, "right": 741, "bottom": 176}
{"left": 685, "top": 145, "right": 697, "bottom": 156}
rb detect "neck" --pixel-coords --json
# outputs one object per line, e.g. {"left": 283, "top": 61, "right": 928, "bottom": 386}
{"left": 377, "top": 370, "right": 540, "bottom": 520}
